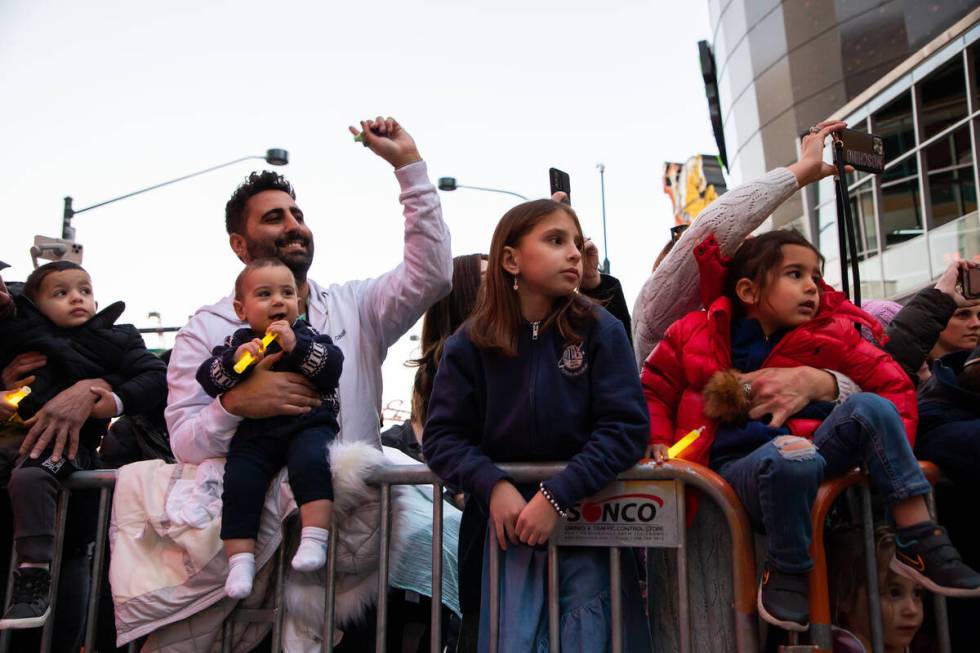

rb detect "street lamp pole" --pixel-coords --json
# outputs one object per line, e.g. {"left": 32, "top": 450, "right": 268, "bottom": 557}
{"left": 596, "top": 163, "right": 610, "bottom": 273}
{"left": 61, "top": 148, "right": 289, "bottom": 240}
{"left": 437, "top": 177, "right": 527, "bottom": 201}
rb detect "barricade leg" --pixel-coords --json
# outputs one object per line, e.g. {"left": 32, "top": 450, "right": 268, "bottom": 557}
{"left": 375, "top": 483, "right": 391, "bottom": 653}
{"left": 676, "top": 483, "right": 690, "bottom": 653}
{"left": 39, "top": 488, "right": 70, "bottom": 653}
{"left": 83, "top": 485, "right": 112, "bottom": 653}
{"left": 925, "top": 491, "right": 952, "bottom": 653}
{"left": 272, "top": 542, "right": 285, "bottom": 653}
{"left": 487, "top": 534, "right": 499, "bottom": 653}
{"left": 547, "top": 542, "right": 558, "bottom": 653}
{"left": 609, "top": 547, "right": 622, "bottom": 653}
{"left": 322, "top": 526, "right": 338, "bottom": 652}
{"left": 430, "top": 484, "right": 443, "bottom": 653}
{"left": 807, "top": 469, "right": 864, "bottom": 651}
{"left": 860, "top": 482, "right": 885, "bottom": 653}
{"left": 0, "top": 547, "right": 16, "bottom": 652}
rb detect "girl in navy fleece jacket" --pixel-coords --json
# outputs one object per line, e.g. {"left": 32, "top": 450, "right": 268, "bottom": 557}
{"left": 422, "top": 199, "right": 651, "bottom": 652}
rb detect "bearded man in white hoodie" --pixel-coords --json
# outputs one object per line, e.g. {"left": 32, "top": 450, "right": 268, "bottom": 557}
{"left": 165, "top": 116, "right": 452, "bottom": 463}
{"left": 161, "top": 117, "right": 452, "bottom": 648}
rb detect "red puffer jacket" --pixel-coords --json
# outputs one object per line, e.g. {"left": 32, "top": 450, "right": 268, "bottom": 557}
{"left": 641, "top": 235, "right": 917, "bottom": 468}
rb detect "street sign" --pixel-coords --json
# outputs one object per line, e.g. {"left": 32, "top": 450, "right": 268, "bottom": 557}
{"left": 552, "top": 480, "right": 683, "bottom": 548}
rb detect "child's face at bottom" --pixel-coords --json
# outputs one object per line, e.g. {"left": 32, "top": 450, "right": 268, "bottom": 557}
{"left": 750, "top": 245, "right": 822, "bottom": 333}
{"left": 233, "top": 266, "right": 300, "bottom": 334}
{"left": 36, "top": 269, "right": 97, "bottom": 328}
{"left": 852, "top": 573, "right": 923, "bottom": 652}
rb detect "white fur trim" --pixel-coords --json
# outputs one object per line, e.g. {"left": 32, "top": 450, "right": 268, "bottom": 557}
{"left": 284, "top": 441, "right": 407, "bottom": 634}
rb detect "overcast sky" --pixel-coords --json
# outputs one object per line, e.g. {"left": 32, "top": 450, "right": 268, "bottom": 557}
{"left": 0, "top": 1, "right": 716, "bottom": 416}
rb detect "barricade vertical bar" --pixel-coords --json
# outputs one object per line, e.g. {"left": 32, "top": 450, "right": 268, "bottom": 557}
{"left": 83, "top": 486, "right": 112, "bottom": 653}
{"left": 0, "top": 547, "right": 17, "bottom": 653}
{"left": 925, "top": 492, "right": 952, "bottom": 653}
{"left": 675, "top": 481, "right": 690, "bottom": 653}
{"left": 609, "top": 547, "right": 622, "bottom": 653}
{"left": 430, "top": 484, "right": 443, "bottom": 653}
{"left": 322, "top": 525, "right": 339, "bottom": 652}
{"left": 860, "top": 482, "right": 884, "bottom": 653}
{"left": 547, "top": 542, "right": 559, "bottom": 653}
{"left": 375, "top": 483, "right": 391, "bottom": 653}
{"left": 40, "top": 488, "right": 70, "bottom": 653}
{"left": 487, "top": 533, "right": 499, "bottom": 653}
{"left": 272, "top": 542, "right": 285, "bottom": 653}
{"left": 127, "top": 641, "right": 137, "bottom": 652}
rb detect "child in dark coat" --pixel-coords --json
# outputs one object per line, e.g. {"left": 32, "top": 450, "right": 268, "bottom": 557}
{"left": 195, "top": 258, "right": 343, "bottom": 599}
{"left": 423, "top": 199, "right": 651, "bottom": 651}
{"left": 0, "top": 261, "right": 167, "bottom": 629}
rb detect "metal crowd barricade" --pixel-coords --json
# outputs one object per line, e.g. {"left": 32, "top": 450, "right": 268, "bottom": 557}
{"left": 342, "top": 459, "right": 761, "bottom": 653}
{"left": 806, "top": 462, "right": 950, "bottom": 653}
{"left": 0, "top": 469, "right": 136, "bottom": 653}
{"left": 1, "top": 458, "right": 956, "bottom": 653}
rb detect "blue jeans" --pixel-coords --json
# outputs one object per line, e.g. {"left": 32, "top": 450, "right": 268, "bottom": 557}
{"left": 477, "top": 530, "right": 651, "bottom": 653}
{"left": 717, "top": 393, "right": 932, "bottom": 574}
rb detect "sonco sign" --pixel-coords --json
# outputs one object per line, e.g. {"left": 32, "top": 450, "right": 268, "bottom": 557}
{"left": 552, "top": 480, "right": 683, "bottom": 548}
{"left": 567, "top": 493, "right": 664, "bottom": 523}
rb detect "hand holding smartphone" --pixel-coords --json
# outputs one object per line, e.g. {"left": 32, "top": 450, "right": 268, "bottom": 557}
{"left": 960, "top": 266, "right": 980, "bottom": 300}
{"left": 832, "top": 128, "right": 885, "bottom": 174}
{"left": 549, "top": 168, "right": 571, "bottom": 204}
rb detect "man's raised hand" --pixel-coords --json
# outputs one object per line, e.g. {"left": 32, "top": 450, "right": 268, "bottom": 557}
{"left": 348, "top": 117, "right": 422, "bottom": 169}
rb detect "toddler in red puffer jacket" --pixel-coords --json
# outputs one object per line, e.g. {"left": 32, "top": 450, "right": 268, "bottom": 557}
{"left": 641, "top": 229, "right": 980, "bottom": 632}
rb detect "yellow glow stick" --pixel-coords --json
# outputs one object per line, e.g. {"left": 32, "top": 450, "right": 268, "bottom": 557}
{"left": 668, "top": 427, "right": 703, "bottom": 459}
{"left": 233, "top": 332, "right": 279, "bottom": 374}
{"left": 3, "top": 385, "right": 30, "bottom": 407}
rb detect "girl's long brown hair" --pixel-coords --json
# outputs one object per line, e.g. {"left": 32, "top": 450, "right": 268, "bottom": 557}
{"left": 468, "top": 199, "right": 594, "bottom": 357}
{"left": 408, "top": 253, "right": 487, "bottom": 424}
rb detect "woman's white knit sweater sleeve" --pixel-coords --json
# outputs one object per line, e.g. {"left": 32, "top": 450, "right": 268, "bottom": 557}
{"left": 632, "top": 167, "right": 800, "bottom": 365}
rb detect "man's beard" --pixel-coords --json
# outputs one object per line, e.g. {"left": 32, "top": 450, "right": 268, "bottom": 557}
{"left": 246, "top": 234, "right": 314, "bottom": 283}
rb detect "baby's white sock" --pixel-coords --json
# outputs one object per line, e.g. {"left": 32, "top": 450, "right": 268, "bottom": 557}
{"left": 225, "top": 552, "right": 255, "bottom": 599}
{"left": 291, "top": 526, "right": 329, "bottom": 572}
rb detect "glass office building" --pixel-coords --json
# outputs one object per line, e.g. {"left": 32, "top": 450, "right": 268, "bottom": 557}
{"left": 707, "top": 2, "right": 979, "bottom": 298}
{"left": 811, "top": 20, "right": 980, "bottom": 298}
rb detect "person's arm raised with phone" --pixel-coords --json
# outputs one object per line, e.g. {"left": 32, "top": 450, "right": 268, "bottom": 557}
{"left": 632, "top": 120, "right": 851, "bottom": 365}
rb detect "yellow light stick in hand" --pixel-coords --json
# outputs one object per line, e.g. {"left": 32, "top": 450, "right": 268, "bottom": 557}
{"left": 3, "top": 385, "right": 31, "bottom": 408}
{"left": 233, "top": 332, "right": 279, "bottom": 374}
{"left": 668, "top": 427, "right": 704, "bottom": 459}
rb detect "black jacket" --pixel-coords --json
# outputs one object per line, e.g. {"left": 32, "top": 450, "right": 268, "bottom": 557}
{"left": 196, "top": 320, "right": 343, "bottom": 439}
{"left": 884, "top": 288, "right": 957, "bottom": 384}
{"left": 582, "top": 273, "right": 632, "bottom": 345}
{"left": 0, "top": 297, "right": 168, "bottom": 446}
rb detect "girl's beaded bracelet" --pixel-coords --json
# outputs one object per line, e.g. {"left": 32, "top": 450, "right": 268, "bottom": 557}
{"left": 538, "top": 483, "right": 568, "bottom": 519}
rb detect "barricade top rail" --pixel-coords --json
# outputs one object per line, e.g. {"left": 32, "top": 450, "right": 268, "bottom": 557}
{"left": 69, "top": 458, "right": 724, "bottom": 486}
{"left": 367, "top": 458, "right": 738, "bottom": 487}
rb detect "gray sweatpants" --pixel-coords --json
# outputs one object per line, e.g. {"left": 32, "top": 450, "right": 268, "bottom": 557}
{"left": 0, "top": 427, "right": 94, "bottom": 562}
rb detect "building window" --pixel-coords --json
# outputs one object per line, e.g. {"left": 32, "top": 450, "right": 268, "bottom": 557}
{"left": 926, "top": 125, "right": 977, "bottom": 227}
{"left": 881, "top": 174, "right": 923, "bottom": 246}
{"left": 848, "top": 178, "right": 878, "bottom": 257}
{"left": 875, "top": 92, "right": 915, "bottom": 173}
{"left": 973, "top": 43, "right": 979, "bottom": 97}
{"left": 919, "top": 56, "right": 969, "bottom": 139}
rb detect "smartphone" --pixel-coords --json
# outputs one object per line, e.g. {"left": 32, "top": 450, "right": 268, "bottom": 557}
{"left": 961, "top": 267, "right": 980, "bottom": 300}
{"left": 833, "top": 128, "right": 885, "bottom": 174}
{"left": 549, "top": 168, "right": 571, "bottom": 204}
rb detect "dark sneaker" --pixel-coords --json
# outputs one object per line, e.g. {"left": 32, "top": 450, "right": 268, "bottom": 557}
{"left": 757, "top": 564, "right": 809, "bottom": 632}
{"left": 0, "top": 567, "right": 51, "bottom": 630}
{"left": 892, "top": 525, "right": 980, "bottom": 597}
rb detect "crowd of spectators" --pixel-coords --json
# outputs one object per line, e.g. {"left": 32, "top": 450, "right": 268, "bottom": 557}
{"left": 1, "top": 116, "right": 980, "bottom": 652}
